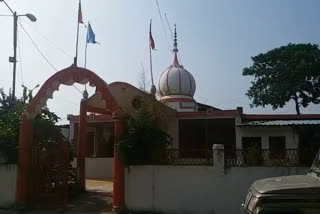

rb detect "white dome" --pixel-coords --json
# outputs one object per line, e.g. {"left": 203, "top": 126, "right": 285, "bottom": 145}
{"left": 157, "top": 25, "right": 197, "bottom": 112}
{"left": 158, "top": 64, "right": 196, "bottom": 98}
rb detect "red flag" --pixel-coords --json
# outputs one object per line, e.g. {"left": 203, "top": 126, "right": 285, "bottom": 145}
{"left": 149, "top": 20, "right": 155, "bottom": 50}
{"left": 78, "top": 1, "right": 83, "bottom": 24}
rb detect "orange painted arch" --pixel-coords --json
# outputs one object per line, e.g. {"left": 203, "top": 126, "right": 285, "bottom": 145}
{"left": 24, "top": 66, "right": 122, "bottom": 119}
{"left": 17, "top": 66, "right": 126, "bottom": 208}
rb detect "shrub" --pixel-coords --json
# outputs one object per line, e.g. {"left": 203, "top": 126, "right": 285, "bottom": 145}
{"left": 118, "top": 94, "right": 172, "bottom": 165}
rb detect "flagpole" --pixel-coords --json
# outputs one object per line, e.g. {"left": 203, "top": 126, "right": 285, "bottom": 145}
{"left": 84, "top": 22, "right": 89, "bottom": 68}
{"left": 74, "top": 0, "right": 81, "bottom": 66}
{"left": 149, "top": 19, "right": 154, "bottom": 87}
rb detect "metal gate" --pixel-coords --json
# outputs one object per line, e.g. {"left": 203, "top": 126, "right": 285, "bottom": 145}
{"left": 31, "top": 136, "right": 71, "bottom": 208}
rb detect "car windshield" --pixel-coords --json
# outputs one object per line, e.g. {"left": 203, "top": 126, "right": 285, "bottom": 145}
{"left": 310, "top": 150, "right": 320, "bottom": 176}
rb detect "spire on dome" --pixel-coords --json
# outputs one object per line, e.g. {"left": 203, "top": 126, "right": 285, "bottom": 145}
{"left": 173, "top": 24, "right": 180, "bottom": 66}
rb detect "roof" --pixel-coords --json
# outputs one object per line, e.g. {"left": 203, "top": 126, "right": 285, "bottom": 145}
{"left": 243, "top": 114, "right": 320, "bottom": 121}
{"left": 238, "top": 120, "right": 320, "bottom": 127}
{"left": 197, "top": 102, "right": 222, "bottom": 112}
{"left": 177, "top": 110, "right": 239, "bottom": 119}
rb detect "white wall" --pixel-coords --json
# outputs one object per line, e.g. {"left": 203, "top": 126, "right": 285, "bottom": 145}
{"left": 86, "top": 158, "right": 114, "bottom": 180}
{"left": 0, "top": 165, "right": 17, "bottom": 208}
{"left": 236, "top": 126, "right": 299, "bottom": 149}
{"left": 71, "top": 157, "right": 114, "bottom": 180}
{"left": 125, "top": 165, "right": 308, "bottom": 214}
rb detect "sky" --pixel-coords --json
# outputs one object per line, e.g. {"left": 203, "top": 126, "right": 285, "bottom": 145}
{"left": 0, "top": 0, "right": 320, "bottom": 124}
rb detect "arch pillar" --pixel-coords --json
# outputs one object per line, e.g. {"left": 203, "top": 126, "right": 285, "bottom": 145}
{"left": 16, "top": 118, "right": 34, "bottom": 206}
{"left": 77, "top": 100, "right": 88, "bottom": 191}
{"left": 113, "top": 116, "right": 127, "bottom": 210}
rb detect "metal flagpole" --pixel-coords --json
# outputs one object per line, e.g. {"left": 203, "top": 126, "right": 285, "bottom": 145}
{"left": 74, "top": 0, "right": 81, "bottom": 66}
{"left": 84, "top": 22, "right": 89, "bottom": 68}
{"left": 149, "top": 19, "right": 154, "bottom": 86}
{"left": 149, "top": 19, "right": 157, "bottom": 96}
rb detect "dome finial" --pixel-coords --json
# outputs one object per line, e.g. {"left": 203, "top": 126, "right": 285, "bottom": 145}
{"left": 173, "top": 24, "right": 178, "bottom": 53}
{"left": 173, "top": 24, "right": 180, "bottom": 66}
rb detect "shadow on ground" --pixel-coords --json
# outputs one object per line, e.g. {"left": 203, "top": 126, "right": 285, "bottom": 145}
{"left": 65, "top": 190, "right": 113, "bottom": 213}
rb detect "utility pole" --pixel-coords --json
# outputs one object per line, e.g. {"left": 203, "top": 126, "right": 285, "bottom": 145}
{"left": 0, "top": 0, "right": 37, "bottom": 100}
{"left": 11, "top": 12, "right": 18, "bottom": 100}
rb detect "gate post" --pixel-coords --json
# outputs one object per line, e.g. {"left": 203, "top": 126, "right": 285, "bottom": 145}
{"left": 113, "top": 114, "right": 127, "bottom": 210}
{"left": 77, "top": 100, "right": 88, "bottom": 191}
{"left": 16, "top": 117, "right": 34, "bottom": 207}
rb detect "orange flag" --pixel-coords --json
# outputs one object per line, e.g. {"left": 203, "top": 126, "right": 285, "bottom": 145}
{"left": 149, "top": 20, "right": 155, "bottom": 50}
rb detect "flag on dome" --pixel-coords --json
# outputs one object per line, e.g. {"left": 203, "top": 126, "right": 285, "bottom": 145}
{"left": 78, "top": 0, "right": 84, "bottom": 24}
{"left": 149, "top": 20, "right": 155, "bottom": 50}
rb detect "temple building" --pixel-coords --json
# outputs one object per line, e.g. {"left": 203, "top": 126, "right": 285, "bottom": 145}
{"left": 68, "top": 27, "right": 320, "bottom": 179}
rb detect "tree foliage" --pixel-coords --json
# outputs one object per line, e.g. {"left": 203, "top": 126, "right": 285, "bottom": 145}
{"left": 243, "top": 43, "right": 320, "bottom": 114}
{"left": 0, "top": 88, "right": 60, "bottom": 163}
{"left": 118, "top": 93, "right": 173, "bottom": 165}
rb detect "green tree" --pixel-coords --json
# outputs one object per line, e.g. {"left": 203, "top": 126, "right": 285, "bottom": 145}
{"left": 0, "top": 88, "right": 60, "bottom": 163}
{"left": 243, "top": 43, "right": 320, "bottom": 114}
{"left": 118, "top": 92, "right": 173, "bottom": 165}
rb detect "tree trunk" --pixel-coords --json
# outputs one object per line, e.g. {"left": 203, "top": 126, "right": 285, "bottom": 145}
{"left": 293, "top": 94, "right": 301, "bottom": 115}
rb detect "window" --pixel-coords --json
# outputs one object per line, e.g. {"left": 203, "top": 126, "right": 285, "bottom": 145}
{"left": 242, "top": 137, "right": 262, "bottom": 165}
{"left": 242, "top": 137, "right": 262, "bottom": 150}
{"left": 269, "top": 136, "right": 286, "bottom": 159}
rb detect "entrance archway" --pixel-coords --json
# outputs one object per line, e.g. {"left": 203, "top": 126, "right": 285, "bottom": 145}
{"left": 16, "top": 66, "right": 126, "bottom": 209}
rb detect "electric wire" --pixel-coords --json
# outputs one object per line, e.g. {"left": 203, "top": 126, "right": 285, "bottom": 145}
{"left": 164, "top": 13, "right": 182, "bottom": 64}
{"left": 155, "top": 0, "right": 171, "bottom": 52}
{"left": 17, "top": 24, "right": 24, "bottom": 85}
{"left": 18, "top": 21, "right": 83, "bottom": 95}
{"left": 18, "top": 21, "right": 58, "bottom": 72}
{"left": 164, "top": 13, "right": 174, "bottom": 40}
{"left": 156, "top": 2, "right": 183, "bottom": 64}
{"left": 20, "top": 18, "right": 73, "bottom": 58}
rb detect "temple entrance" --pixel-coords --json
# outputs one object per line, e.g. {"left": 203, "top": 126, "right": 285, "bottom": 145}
{"left": 16, "top": 66, "right": 126, "bottom": 209}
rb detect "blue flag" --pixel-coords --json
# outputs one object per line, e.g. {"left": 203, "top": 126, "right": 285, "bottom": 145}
{"left": 87, "top": 22, "right": 98, "bottom": 44}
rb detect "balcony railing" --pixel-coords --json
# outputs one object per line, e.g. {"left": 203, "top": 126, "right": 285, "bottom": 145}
{"left": 225, "top": 149, "right": 317, "bottom": 167}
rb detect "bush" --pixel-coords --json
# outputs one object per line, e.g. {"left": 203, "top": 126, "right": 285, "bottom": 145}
{"left": 118, "top": 94, "right": 172, "bottom": 165}
{"left": 0, "top": 88, "right": 60, "bottom": 164}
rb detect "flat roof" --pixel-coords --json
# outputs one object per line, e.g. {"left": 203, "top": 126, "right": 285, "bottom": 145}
{"left": 242, "top": 114, "right": 320, "bottom": 121}
{"left": 238, "top": 120, "right": 320, "bottom": 126}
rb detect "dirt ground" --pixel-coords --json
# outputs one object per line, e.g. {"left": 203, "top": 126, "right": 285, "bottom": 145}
{"left": 0, "top": 179, "right": 114, "bottom": 214}
{"left": 65, "top": 179, "right": 114, "bottom": 214}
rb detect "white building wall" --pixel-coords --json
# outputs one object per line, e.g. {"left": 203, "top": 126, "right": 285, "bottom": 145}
{"left": 0, "top": 165, "right": 17, "bottom": 208}
{"left": 71, "top": 157, "right": 114, "bottom": 180}
{"left": 125, "top": 165, "right": 308, "bottom": 214}
{"left": 235, "top": 126, "right": 299, "bottom": 149}
{"left": 165, "top": 101, "right": 196, "bottom": 112}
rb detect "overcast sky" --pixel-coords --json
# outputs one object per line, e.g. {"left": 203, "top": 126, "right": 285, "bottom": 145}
{"left": 0, "top": 0, "right": 320, "bottom": 124}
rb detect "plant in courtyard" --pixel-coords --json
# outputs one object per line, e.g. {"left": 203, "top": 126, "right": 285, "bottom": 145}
{"left": 0, "top": 88, "right": 60, "bottom": 164}
{"left": 243, "top": 43, "right": 320, "bottom": 114}
{"left": 118, "top": 91, "right": 173, "bottom": 165}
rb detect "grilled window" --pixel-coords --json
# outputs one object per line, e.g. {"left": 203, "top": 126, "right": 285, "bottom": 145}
{"left": 269, "top": 136, "right": 286, "bottom": 159}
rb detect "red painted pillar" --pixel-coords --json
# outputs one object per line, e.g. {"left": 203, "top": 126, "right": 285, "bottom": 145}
{"left": 113, "top": 116, "right": 127, "bottom": 210}
{"left": 16, "top": 118, "right": 34, "bottom": 207}
{"left": 77, "top": 100, "right": 88, "bottom": 191}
